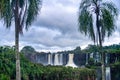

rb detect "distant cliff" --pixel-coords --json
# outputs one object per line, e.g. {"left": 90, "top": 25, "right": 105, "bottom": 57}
{"left": 21, "top": 46, "right": 49, "bottom": 65}
{"left": 21, "top": 46, "right": 86, "bottom": 66}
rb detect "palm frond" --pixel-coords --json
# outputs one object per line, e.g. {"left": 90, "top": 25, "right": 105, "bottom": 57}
{"left": 26, "top": 0, "right": 42, "bottom": 30}
{"left": 0, "top": 0, "right": 42, "bottom": 34}
{"left": 88, "top": 14, "right": 95, "bottom": 43}
{"left": 79, "top": 0, "right": 96, "bottom": 42}
{"left": 101, "top": 8, "right": 115, "bottom": 38}
{"left": 78, "top": 10, "right": 89, "bottom": 35}
{"left": 102, "top": 2, "right": 118, "bottom": 16}
{"left": 79, "top": 0, "right": 91, "bottom": 10}
{"left": 78, "top": 9, "right": 95, "bottom": 42}
{"left": 1, "top": 0, "right": 13, "bottom": 28}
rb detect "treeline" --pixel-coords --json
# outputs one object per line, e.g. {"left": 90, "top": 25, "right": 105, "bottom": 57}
{"left": 0, "top": 46, "right": 95, "bottom": 80}
{"left": 104, "top": 44, "right": 120, "bottom": 53}
{"left": 83, "top": 43, "right": 120, "bottom": 53}
{"left": 104, "top": 44, "right": 120, "bottom": 50}
{"left": 82, "top": 44, "right": 120, "bottom": 79}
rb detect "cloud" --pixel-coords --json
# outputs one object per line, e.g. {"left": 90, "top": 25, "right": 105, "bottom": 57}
{"left": 0, "top": 22, "right": 15, "bottom": 45}
{"left": 34, "top": 1, "right": 78, "bottom": 33}
{"left": 116, "top": 15, "right": 120, "bottom": 32}
{"left": 19, "top": 26, "right": 91, "bottom": 52}
{"left": 0, "top": 0, "right": 120, "bottom": 52}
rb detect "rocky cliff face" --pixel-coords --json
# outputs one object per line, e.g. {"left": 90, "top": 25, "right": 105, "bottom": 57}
{"left": 21, "top": 46, "right": 36, "bottom": 62}
{"left": 21, "top": 46, "right": 49, "bottom": 65}
{"left": 21, "top": 46, "right": 86, "bottom": 66}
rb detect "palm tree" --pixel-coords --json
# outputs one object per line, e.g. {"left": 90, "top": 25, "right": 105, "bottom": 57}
{"left": 78, "top": 0, "right": 118, "bottom": 80}
{"left": 0, "top": 0, "right": 42, "bottom": 80}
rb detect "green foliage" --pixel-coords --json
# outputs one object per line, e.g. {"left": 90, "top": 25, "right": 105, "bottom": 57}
{"left": 21, "top": 46, "right": 35, "bottom": 53}
{"left": 83, "top": 44, "right": 120, "bottom": 54}
{"left": 0, "top": 46, "right": 96, "bottom": 80}
{"left": 0, "top": 74, "right": 10, "bottom": 80}
{"left": 88, "top": 58, "right": 95, "bottom": 65}
{"left": 103, "top": 44, "right": 120, "bottom": 53}
{"left": 111, "top": 62, "right": 120, "bottom": 80}
{"left": 74, "top": 46, "right": 82, "bottom": 54}
{"left": 104, "top": 44, "right": 120, "bottom": 49}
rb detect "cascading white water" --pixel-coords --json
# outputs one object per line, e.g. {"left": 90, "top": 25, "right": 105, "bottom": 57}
{"left": 90, "top": 52, "right": 94, "bottom": 58}
{"left": 48, "top": 53, "right": 63, "bottom": 66}
{"left": 48, "top": 54, "right": 51, "bottom": 65}
{"left": 106, "top": 67, "right": 111, "bottom": 80}
{"left": 54, "top": 54, "right": 59, "bottom": 65}
{"left": 50, "top": 53, "right": 53, "bottom": 65}
{"left": 66, "top": 53, "right": 77, "bottom": 67}
{"left": 59, "top": 54, "right": 63, "bottom": 65}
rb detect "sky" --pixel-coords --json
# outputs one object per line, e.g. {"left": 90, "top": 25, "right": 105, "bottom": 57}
{"left": 0, "top": 0, "right": 120, "bottom": 52}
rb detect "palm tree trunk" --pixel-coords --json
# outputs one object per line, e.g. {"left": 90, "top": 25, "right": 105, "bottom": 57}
{"left": 15, "top": 24, "right": 21, "bottom": 80}
{"left": 96, "top": 7, "right": 105, "bottom": 80}
{"left": 15, "top": 0, "right": 21, "bottom": 80}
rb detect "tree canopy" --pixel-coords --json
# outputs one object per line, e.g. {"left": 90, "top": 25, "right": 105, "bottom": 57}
{"left": 0, "top": 0, "right": 42, "bottom": 33}
{"left": 78, "top": 0, "right": 118, "bottom": 44}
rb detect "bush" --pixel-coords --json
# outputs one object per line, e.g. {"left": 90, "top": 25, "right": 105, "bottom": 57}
{"left": 88, "top": 58, "right": 95, "bottom": 65}
{"left": 111, "top": 62, "right": 120, "bottom": 80}
{"left": 0, "top": 46, "right": 96, "bottom": 80}
{"left": 0, "top": 74, "right": 10, "bottom": 80}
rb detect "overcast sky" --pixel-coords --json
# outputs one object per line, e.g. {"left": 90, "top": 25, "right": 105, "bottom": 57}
{"left": 0, "top": 0, "right": 120, "bottom": 52}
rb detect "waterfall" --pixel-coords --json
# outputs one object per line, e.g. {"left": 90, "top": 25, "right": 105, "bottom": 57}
{"left": 66, "top": 53, "right": 77, "bottom": 67}
{"left": 86, "top": 53, "right": 88, "bottom": 65}
{"left": 106, "top": 67, "right": 111, "bottom": 80}
{"left": 53, "top": 53, "right": 63, "bottom": 65}
{"left": 105, "top": 53, "right": 109, "bottom": 64}
{"left": 50, "top": 53, "right": 53, "bottom": 65}
{"left": 90, "top": 52, "right": 94, "bottom": 58}
{"left": 48, "top": 54, "right": 51, "bottom": 65}
{"left": 59, "top": 54, "right": 63, "bottom": 65}
{"left": 54, "top": 54, "right": 59, "bottom": 65}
